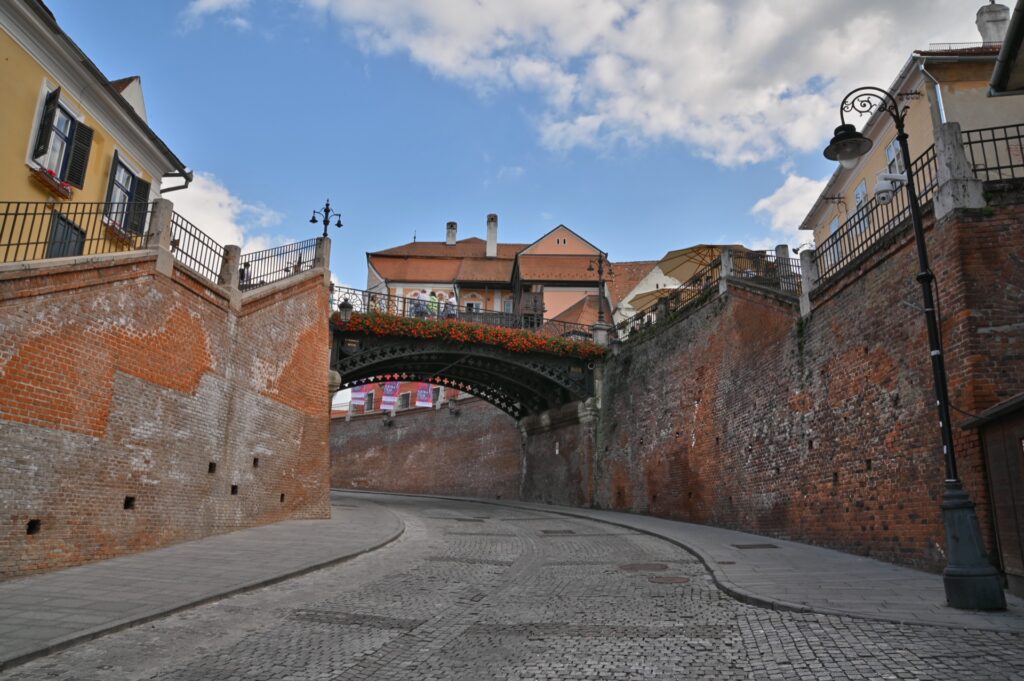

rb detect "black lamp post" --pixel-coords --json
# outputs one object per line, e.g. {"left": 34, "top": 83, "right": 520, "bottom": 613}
{"left": 587, "top": 252, "right": 611, "bottom": 324}
{"left": 824, "top": 86, "right": 1005, "bottom": 610}
{"left": 310, "top": 199, "right": 343, "bottom": 238}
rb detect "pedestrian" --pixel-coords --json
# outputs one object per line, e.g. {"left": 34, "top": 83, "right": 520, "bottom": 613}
{"left": 428, "top": 291, "right": 439, "bottom": 317}
{"left": 446, "top": 292, "right": 458, "bottom": 319}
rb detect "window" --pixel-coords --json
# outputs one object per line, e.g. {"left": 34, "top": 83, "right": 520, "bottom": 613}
{"left": 432, "top": 387, "right": 441, "bottom": 404}
{"left": 503, "top": 298, "right": 513, "bottom": 314}
{"left": 32, "top": 87, "right": 93, "bottom": 188}
{"left": 364, "top": 393, "right": 375, "bottom": 412}
{"left": 45, "top": 212, "right": 85, "bottom": 258}
{"left": 397, "top": 393, "right": 411, "bottom": 410}
{"left": 853, "top": 180, "right": 870, "bottom": 233}
{"left": 885, "top": 137, "right": 905, "bottom": 174}
{"left": 465, "top": 302, "right": 481, "bottom": 312}
{"left": 104, "top": 151, "right": 151, "bottom": 234}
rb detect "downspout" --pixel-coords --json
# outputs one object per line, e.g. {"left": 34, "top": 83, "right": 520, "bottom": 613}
{"left": 918, "top": 59, "right": 947, "bottom": 124}
{"left": 160, "top": 168, "right": 193, "bottom": 193}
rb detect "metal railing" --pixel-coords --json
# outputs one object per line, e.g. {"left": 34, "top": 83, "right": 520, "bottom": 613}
{"left": 614, "top": 257, "right": 721, "bottom": 340}
{"left": 815, "top": 143, "right": 938, "bottom": 284}
{"left": 239, "top": 238, "right": 319, "bottom": 291}
{"left": 962, "top": 124, "right": 1024, "bottom": 181}
{"left": 169, "top": 211, "right": 225, "bottom": 283}
{"left": 0, "top": 200, "right": 151, "bottom": 264}
{"left": 730, "top": 250, "right": 802, "bottom": 296}
{"left": 330, "top": 286, "right": 593, "bottom": 340}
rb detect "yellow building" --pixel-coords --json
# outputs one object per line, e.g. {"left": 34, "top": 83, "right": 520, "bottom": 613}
{"left": 0, "top": 0, "right": 189, "bottom": 261}
{"left": 800, "top": 4, "right": 1024, "bottom": 272}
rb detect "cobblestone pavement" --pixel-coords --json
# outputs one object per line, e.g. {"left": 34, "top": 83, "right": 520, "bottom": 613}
{"left": 5, "top": 494, "right": 1023, "bottom": 680}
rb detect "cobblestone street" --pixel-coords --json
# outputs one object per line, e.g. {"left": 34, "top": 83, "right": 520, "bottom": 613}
{"left": 5, "top": 494, "right": 1024, "bottom": 681}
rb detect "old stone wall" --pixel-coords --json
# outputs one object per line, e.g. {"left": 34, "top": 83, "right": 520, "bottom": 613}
{"left": 0, "top": 253, "right": 331, "bottom": 579}
{"left": 331, "top": 397, "right": 521, "bottom": 499}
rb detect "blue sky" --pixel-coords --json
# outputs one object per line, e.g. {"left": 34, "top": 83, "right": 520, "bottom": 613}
{"left": 45, "top": 0, "right": 982, "bottom": 285}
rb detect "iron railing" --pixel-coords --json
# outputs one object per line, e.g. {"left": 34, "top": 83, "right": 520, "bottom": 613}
{"left": 962, "top": 124, "right": 1024, "bottom": 181}
{"left": 330, "top": 286, "right": 593, "bottom": 340}
{"left": 169, "top": 211, "right": 225, "bottom": 283}
{"left": 0, "top": 200, "right": 151, "bottom": 264}
{"left": 730, "top": 250, "right": 802, "bottom": 296}
{"left": 239, "top": 238, "right": 319, "bottom": 291}
{"left": 614, "top": 257, "right": 721, "bottom": 340}
{"left": 815, "top": 143, "right": 938, "bottom": 284}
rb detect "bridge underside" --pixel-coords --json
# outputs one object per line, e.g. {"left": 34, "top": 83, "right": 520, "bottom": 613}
{"left": 332, "top": 332, "right": 595, "bottom": 419}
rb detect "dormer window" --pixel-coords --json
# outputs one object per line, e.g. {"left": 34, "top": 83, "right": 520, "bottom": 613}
{"left": 32, "top": 87, "right": 93, "bottom": 188}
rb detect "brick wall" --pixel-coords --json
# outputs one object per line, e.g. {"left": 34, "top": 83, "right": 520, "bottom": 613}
{"left": 331, "top": 397, "right": 521, "bottom": 499}
{"left": 0, "top": 253, "right": 331, "bottom": 579}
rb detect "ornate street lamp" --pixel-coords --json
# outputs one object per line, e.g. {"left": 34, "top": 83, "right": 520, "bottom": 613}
{"left": 824, "top": 86, "right": 1005, "bottom": 610}
{"left": 309, "top": 199, "right": 343, "bottom": 238}
{"left": 587, "top": 252, "right": 612, "bottom": 324}
{"left": 337, "top": 298, "right": 354, "bottom": 323}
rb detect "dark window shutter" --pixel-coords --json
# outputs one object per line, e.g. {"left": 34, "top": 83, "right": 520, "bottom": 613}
{"left": 32, "top": 88, "right": 61, "bottom": 159}
{"left": 64, "top": 122, "right": 93, "bottom": 188}
{"left": 125, "top": 178, "right": 151, "bottom": 235}
{"left": 104, "top": 149, "right": 120, "bottom": 203}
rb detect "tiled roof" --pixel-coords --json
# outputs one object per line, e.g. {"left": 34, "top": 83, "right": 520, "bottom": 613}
{"left": 455, "top": 258, "right": 514, "bottom": 283}
{"left": 371, "top": 237, "right": 526, "bottom": 259}
{"left": 517, "top": 255, "right": 597, "bottom": 282}
{"left": 368, "top": 257, "right": 462, "bottom": 283}
{"left": 550, "top": 294, "right": 610, "bottom": 327}
{"left": 109, "top": 76, "right": 138, "bottom": 93}
{"left": 606, "top": 260, "right": 657, "bottom": 307}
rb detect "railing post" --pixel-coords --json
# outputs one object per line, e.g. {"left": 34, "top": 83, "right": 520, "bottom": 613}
{"left": 591, "top": 321, "right": 611, "bottom": 347}
{"left": 934, "top": 122, "right": 986, "bottom": 220}
{"left": 220, "top": 245, "right": 242, "bottom": 311}
{"left": 798, "top": 248, "right": 819, "bottom": 317}
{"left": 148, "top": 198, "right": 175, "bottom": 277}
{"left": 315, "top": 236, "right": 331, "bottom": 286}
{"left": 718, "top": 247, "right": 733, "bottom": 294}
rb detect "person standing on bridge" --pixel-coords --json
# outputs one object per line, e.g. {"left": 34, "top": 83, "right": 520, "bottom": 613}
{"left": 428, "top": 292, "right": 439, "bottom": 318}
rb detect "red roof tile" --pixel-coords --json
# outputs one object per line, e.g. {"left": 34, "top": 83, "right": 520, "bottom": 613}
{"left": 109, "top": 76, "right": 138, "bottom": 93}
{"left": 368, "top": 257, "right": 462, "bottom": 283}
{"left": 606, "top": 260, "right": 657, "bottom": 307}
{"left": 517, "top": 254, "right": 598, "bottom": 282}
{"left": 371, "top": 237, "right": 526, "bottom": 259}
{"left": 550, "top": 294, "right": 611, "bottom": 327}
{"left": 455, "top": 258, "right": 514, "bottom": 283}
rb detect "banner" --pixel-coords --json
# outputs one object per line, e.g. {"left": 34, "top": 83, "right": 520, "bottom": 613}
{"left": 350, "top": 384, "right": 367, "bottom": 407}
{"left": 415, "top": 383, "right": 433, "bottom": 408}
{"left": 380, "top": 381, "right": 400, "bottom": 411}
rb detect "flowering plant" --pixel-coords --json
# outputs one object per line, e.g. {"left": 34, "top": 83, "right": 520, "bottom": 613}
{"left": 30, "top": 166, "right": 72, "bottom": 198}
{"left": 332, "top": 312, "right": 605, "bottom": 360}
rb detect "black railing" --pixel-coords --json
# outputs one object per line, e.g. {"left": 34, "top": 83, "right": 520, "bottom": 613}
{"left": 239, "top": 238, "right": 319, "bottom": 291}
{"left": 730, "top": 251, "right": 802, "bottom": 296}
{"left": 962, "top": 124, "right": 1024, "bottom": 181}
{"left": 815, "top": 143, "right": 938, "bottom": 284}
{"left": 330, "top": 286, "right": 593, "bottom": 340}
{"left": 614, "top": 257, "right": 721, "bottom": 340}
{"left": 169, "top": 211, "right": 224, "bottom": 283}
{"left": 0, "top": 201, "right": 151, "bottom": 264}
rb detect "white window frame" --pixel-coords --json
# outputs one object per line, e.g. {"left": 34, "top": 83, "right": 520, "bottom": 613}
{"left": 886, "top": 137, "right": 905, "bottom": 174}
{"left": 25, "top": 80, "right": 84, "bottom": 172}
{"left": 104, "top": 149, "right": 145, "bottom": 228}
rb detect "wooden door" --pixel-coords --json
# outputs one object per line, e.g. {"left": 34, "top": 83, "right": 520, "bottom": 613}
{"left": 983, "top": 411, "right": 1024, "bottom": 598}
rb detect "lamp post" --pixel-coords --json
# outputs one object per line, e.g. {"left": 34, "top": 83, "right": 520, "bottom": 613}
{"left": 310, "top": 199, "right": 343, "bottom": 238}
{"left": 823, "top": 86, "right": 1005, "bottom": 610}
{"left": 587, "top": 252, "right": 610, "bottom": 323}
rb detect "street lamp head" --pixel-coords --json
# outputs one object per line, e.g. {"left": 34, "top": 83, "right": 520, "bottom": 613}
{"left": 335, "top": 218, "right": 343, "bottom": 229}
{"left": 824, "top": 123, "right": 872, "bottom": 169}
{"left": 338, "top": 299, "right": 354, "bottom": 323}
{"left": 309, "top": 213, "right": 318, "bottom": 224}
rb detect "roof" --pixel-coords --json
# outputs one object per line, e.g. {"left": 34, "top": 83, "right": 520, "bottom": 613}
{"left": 915, "top": 45, "right": 1002, "bottom": 57}
{"left": 606, "top": 260, "right": 657, "bottom": 308}
{"left": 517, "top": 254, "right": 598, "bottom": 282}
{"left": 370, "top": 237, "right": 526, "bottom": 259}
{"left": 366, "top": 257, "right": 462, "bottom": 283}
{"left": 455, "top": 258, "right": 514, "bottom": 283}
{"left": 23, "top": 1, "right": 189, "bottom": 181}
{"left": 550, "top": 294, "right": 611, "bottom": 327}
{"left": 109, "top": 76, "right": 138, "bottom": 93}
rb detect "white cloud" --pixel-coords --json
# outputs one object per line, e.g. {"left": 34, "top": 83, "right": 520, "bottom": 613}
{"left": 750, "top": 173, "right": 829, "bottom": 249}
{"left": 299, "top": 0, "right": 979, "bottom": 165}
{"left": 163, "top": 172, "right": 282, "bottom": 252}
{"left": 224, "top": 16, "right": 252, "bottom": 31}
{"left": 497, "top": 165, "right": 525, "bottom": 180}
{"left": 182, "top": 0, "right": 251, "bottom": 28}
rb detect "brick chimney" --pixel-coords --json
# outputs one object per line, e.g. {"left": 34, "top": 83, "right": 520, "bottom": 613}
{"left": 977, "top": 1, "right": 1010, "bottom": 43}
{"left": 486, "top": 213, "right": 498, "bottom": 258}
{"left": 446, "top": 221, "right": 457, "bottom": 246}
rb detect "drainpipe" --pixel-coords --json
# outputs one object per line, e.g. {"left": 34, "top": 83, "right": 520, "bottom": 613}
{"left": 918, "top": 59, "right": 947, "bottom": 125}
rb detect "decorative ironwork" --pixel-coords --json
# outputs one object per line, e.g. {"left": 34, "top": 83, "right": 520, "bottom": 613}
{"left": 614, "top": 257, "right": 721, "bottom": 340}
{"left": 169, "top": 211, "right": 225, "bottom": 283}
{"left": 309, "top": 199, "right": 343, "bottom": 239}
{"left": 0, "top": 200, "right": 151, "bottom": 264}
{"left": 730, "top": 251, "right": 802, "bottom": 296}
{"left": 962, "top": 124, "right": 1024, "bottom": 181}
{"left": 330, "top": 286, "right": 592, "bottom": 340}
{"left": 240, "top": 238, "right": 320, "bottom": 291}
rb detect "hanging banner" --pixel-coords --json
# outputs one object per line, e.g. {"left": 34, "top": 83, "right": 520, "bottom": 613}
{"left": 415, "top": 383, "right": 433, "bottom": 408}
{"left": 380, "top": 381, "right": 400, "bottom": 411}
{"left": 350, "top": 384, "right": 367, "bottom": 407}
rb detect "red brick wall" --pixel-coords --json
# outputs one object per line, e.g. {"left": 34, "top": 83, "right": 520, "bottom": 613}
{"left": 0, "top": 253, "right": 331, "bottom": 579}
{"left": 331, "top": 397, "right": 521, "bottom": 499}
{"left": 530, "top": 184, "right": 1023, "bottom": 572}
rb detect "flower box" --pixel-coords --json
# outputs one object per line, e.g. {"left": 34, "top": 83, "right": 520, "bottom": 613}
{"left": 28, "top": 166, "right": 73, "bottom": 200}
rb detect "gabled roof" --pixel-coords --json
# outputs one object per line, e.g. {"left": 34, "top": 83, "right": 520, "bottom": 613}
{"left": 517, "top": 254, "right": 598, "bottom": 282}
{"left": 606, "top": 260, "right": 657, "bottom": 308}
{"left": 550, "top": 294, "right": 610, "bottom": 327}
{"left": 370, "top": 237, "right": 526, "bottom": 259}
{"left": 518, "top": 224, "right": 603, "bottom": 256}
{"left": 367, "top": 257, "right": 462, "bottom": 283}
{"left": 455, "top": 258, "right": 515, "bottom": 283}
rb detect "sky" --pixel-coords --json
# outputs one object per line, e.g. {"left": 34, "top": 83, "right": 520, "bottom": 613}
{"left": 45, "top": 0, "right": 985, "bottom": 287}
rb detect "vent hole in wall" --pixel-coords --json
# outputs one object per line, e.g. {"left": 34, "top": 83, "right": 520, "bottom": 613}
{"left": 231, "top": 485, "right": 239, "bottom": 495}
{"left": 253, "top": 457, "right": 259, "bottom": 468}
{"left": 280, "top": 493, "right": 285, "bottom": 503}
{"left": 124, "top": 496, "right": 135, "bottom": 510}
{"left": 208, "top": 462, "right": 217, "bottom": 474}
{"left": 26, "top": 519, "right": 41, "bottom": 535}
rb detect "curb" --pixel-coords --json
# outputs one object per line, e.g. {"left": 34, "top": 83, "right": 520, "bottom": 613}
{"left": 0, "top": 502, "right": 406, "bottom": 674}
{"left": 337, "top": 489, "right": 1024, "bottom": 634}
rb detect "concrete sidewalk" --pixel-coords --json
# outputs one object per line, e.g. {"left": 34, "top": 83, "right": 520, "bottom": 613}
{"left": 349, "top": 490, "right": 1024, "bottom": 633}
{"left": 0, "top": 493, "right": 403, "bottom": 672}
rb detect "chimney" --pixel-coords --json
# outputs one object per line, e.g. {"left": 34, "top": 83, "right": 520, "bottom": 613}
{"left": 486, "top": 213, "right": 498, "bottom": 258}
{"left": 977, "top": 1, "right": 1010, "bottom": 43}
{"left": 446, "top": 221, "right": 457, "bottom": 246}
